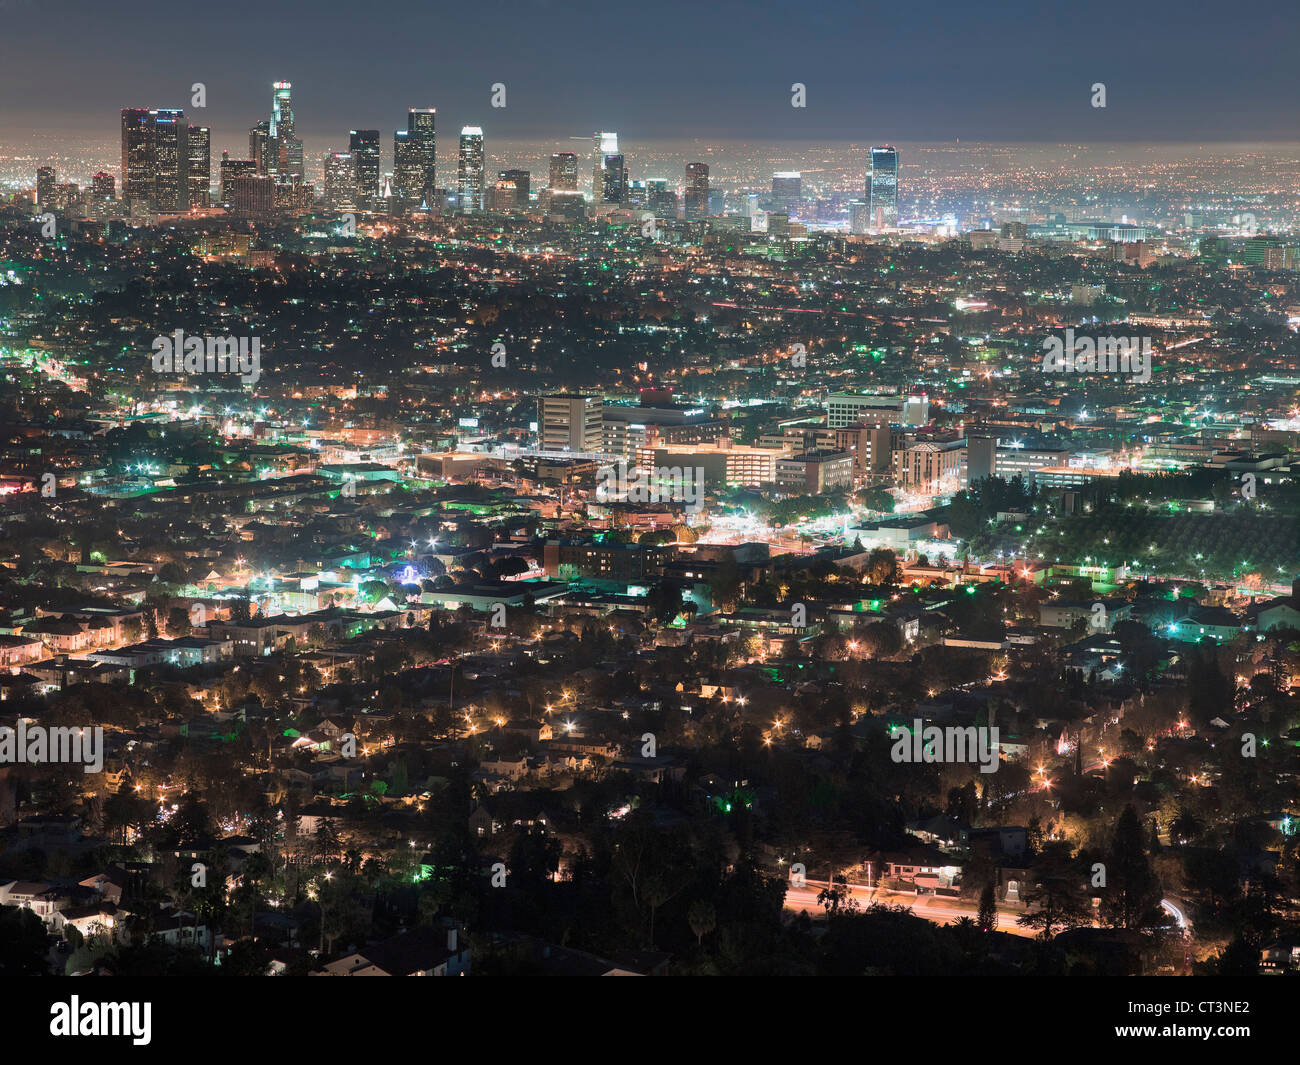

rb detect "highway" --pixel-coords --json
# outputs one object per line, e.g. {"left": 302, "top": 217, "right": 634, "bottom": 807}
{"left": 784, "top": 880, "right": 1034, "bottom": 937}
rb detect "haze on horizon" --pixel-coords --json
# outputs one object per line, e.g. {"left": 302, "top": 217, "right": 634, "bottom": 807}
{"left": 1, "top": 0, "right": 1297, "bottom": 144}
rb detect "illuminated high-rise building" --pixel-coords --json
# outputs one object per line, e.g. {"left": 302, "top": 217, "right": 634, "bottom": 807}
{"left": 393, "top": 130, "right": 421, "bottom": 211}
{"left": 149, "top": 109, "right": 188, "bottom": 212}
{"left": 868, "top": 145, "right": 899, "bottom": 227}
{"left": 601, "top": 153, "right": 627, "bottom": 205}
{"left": 91, "top": 172, "right": 115, "bottom": 202}
{"left": 646, "top": 178, "right": 676, "bottom": 217}
{"left": 684, "top": 162, "right": 709, "bottom": 220}
{"left": 187, "top": 126, "right": 210, "bottom": 208}
{"left": 772, "top": 171, "right": 801, "bottom": 210}
{"left": 498, "top": 169, "right": 530, "bottom": 207}
{"left": 592, "top": 131, "right": 617, "bottom": 199}
{"left": 249, "top": 120, "right": 271, "bottom": 174}
{"left": 36, "top": 166, "right": 56, "bottom": 207}
{"left": 269, "top": 81, "right": 304, "bottom": 181}
{"left": 349, "top": 129, "right": 381, "bottom": 205}
{"left": 219, "top": 155, "right": 257, "bottom": 204}
{"left": 323, "top": 151, "right": 357, "bottom": 211}
{"left": 120, "top": 108, "right": 153, "bottom": 206}
{"left": 457, "top": 126, "right": 484, "bottom": 212}
{"left": 549, "top": 152, "right": 578, "bottom": 191}
{"left": 406, "top": 108, "right": 437, "bottom": 207}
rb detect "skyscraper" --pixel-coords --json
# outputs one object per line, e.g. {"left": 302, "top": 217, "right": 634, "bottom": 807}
{"left": 601, "top": 153, "right": 628, "bottom": 205}
{"left": 499, "top": 169, "right": 530, "bottom": 207}
{"left": 323, "top": 151, "right": 357, "bottom": 211}
{"left": 406, "top": 108, "right": 437, "bottom": 207}
{"left": 249, "top": 121, "right": 271, "bottom": 175}
{"left": 393, "top": 130, "right": 421, "bottom": 211}
{"left": 684, "top": 162, "right": 709, "bottom": 220}
{"left": 150, "top": 110, "right": 188, "bottom": 212}
{"left": 349, "top": 129, "right": 381, "bottom": 206}
{"left": 457, "top": 126, "right": 484, "bottom": 213}
{"left": 91, "top": 172, "right": 115, "bottom": 202}
{"left": 187, "top": 126, "right": 210, "bottom": 208}
{"left": 549, "top": 152, "right": 578, "bottom": 191}
{"left": 219, "top": 155, "right": 257, "bottom": 204}
{"left": 592, "top": 131, "right": 617, "bottom": 199}
{"left": 269, "top": 82, "right": 304, "bottom": 181}
{"left": 868, "top": 145, "right": 899, "bottom": 228}
{"left": 36, "top": 167, "right": 56, "bottom": 208}
{"left": 120, "top": 108, "right": 153, "bottom": 206}
{"left": 646, "top": 178, "right": 676, "bottom": 218}
{"left": 772, "top": 171, "right": 801, "bottom": 211}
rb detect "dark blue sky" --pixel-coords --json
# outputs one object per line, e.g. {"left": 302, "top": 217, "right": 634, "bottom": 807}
{"left": 3, "top": 0, "right": 1298, "bottom": 142}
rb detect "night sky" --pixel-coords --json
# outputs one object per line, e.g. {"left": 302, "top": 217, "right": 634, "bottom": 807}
{"left": 2, "top": 0, "right": 1298, "bottom": 143}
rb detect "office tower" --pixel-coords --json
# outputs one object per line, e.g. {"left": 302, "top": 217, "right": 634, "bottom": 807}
{"left": 771, "top": 171, "right": 801, "bottom": 210}
{"left": 226, "top": 174, "right": 275, "bottom": 215}
{"left": 120, "top": 108, "right": 153, "bottom": 206}
{"left": 269, "top": 81, "right": 304, "bottom": 181}
{"left": 36, "top": 167, "right": 56, "bottom": 207}
{"left": 349, "top": 129, "right": 381, "bottom": 205}
{"left": 592, "top": 131, "right": 617, "bottom": 198}
{"left": 91, "top": 172, "right": 115, "bottom": 202}
{"left": 187, "top": 126, "right": 210, "bottom": 208}
{"left": 457, "top": 126, "right": 485, "bottom": 212}
{"left": 646, "top": 178, "right": 676, "bottom": 218}
{"left": 219, "top": 156, "right": 257, "bottom": 204}
{"left": 684, "top": 162, "right": 709, "bottom": 220}
{"left": 249, "top": 121, "right": 271, "bottom": 174}
{"left": 849, "top": 199, "right": 871, "bottom": 235}
{"left": 150, "top": 110, "right": 188, "bottom": 212}
{"left": 499, "top": 169, "right": 530, "bottom": 207}
{"left": 323, "top": 152, "right": 357, "bottom": 210}
{"left": 549, "top": 152, "right": 578, "bottom": 191}
{"left": 392, "top": 130, "right": 421, "bottom": 210}
{"left": 601, "top": 153, "right": 627, "bottom": 205}
{"left": 406, "top": 108, "right": 437, "bottom": 206}
{"left": 539, "top": 394, "right": 604, "bottom": 453}
{"left": 869, "top": 145, "right": 899, "bottom": 227}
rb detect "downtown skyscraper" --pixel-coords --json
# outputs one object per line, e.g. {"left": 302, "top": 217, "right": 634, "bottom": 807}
{"left": 187, "top": 125, "right": 210, "bottom": 208}
{"left": 393, "top": 108, "right": 436, "bottom": 212}
{"left": 268, "top": 81, "right": 304, "bottom": 182}
{"left": 549, "top": 152, "right": 578, "bottom": 191}
{"left": 349, "top": 129, "right": 381, "bottom": 207}
{"left": 684, "top": 162, "right": 709, "bottom": 220}
{"left": 868, "top": 145, "right": 899, "bottom": 228}
{"left": 457, "top": 126, "right": 484, "bottom": 213}
{"left": 120, "top": 108, "right": 188, "bottom": 212}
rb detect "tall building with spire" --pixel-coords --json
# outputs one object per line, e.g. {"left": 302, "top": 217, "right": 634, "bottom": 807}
{"left": 269, "top": 81, "right": 303, "bottom": 181}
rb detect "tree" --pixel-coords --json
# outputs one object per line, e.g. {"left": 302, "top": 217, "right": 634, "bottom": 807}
{"left": 688, "top": 899, "right": 716, "bottom": 946}
{"left": 1017, "top": 843, "right": 1093, "bottom": 940}
{"left": 167, "top": 606, "right": 193, "bottom": 637}
{"left": 1100, "top": 804, "right": 1164, "bottom": 931}
{"left": 977, "top": 881, "right": 998, "bottom": 932}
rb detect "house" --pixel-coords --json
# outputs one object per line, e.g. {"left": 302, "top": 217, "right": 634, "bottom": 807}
{"left": 313, "top": 925, "right": 470, "bottom": 976}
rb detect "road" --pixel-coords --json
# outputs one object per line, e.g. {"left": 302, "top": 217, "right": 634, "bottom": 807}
{"left": 784, "top": 880, "right": 1034, "bottom": 937}
{"left": 785, "top": 880, "right": 1193, "bottom": 939}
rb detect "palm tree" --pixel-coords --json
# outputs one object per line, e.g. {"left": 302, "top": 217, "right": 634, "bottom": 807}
{"left": 687, "top": 900, "right": 716, "bottom": 947}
